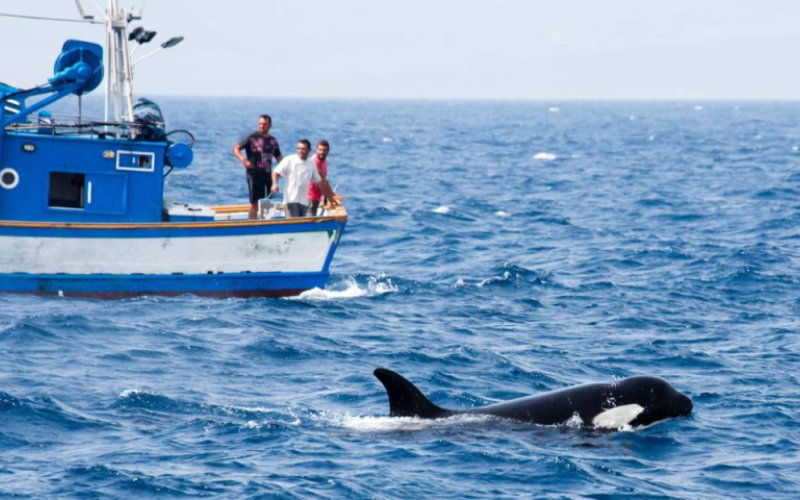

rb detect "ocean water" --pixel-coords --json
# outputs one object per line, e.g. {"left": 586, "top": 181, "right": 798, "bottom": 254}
{"left": 2, "top": 99, "right": 800, "bottom": 498}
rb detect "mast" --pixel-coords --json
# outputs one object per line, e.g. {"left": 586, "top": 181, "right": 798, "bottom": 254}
{"left": 104, "top": 0, "right": 135, "bottom": 134}
{"left": 80, "top": 0, "right": 142, "bottom": 133}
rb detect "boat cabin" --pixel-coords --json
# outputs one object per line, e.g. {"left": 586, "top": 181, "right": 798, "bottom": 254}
{"left": 0, "top": 40, "right": 190, "bottom": 224}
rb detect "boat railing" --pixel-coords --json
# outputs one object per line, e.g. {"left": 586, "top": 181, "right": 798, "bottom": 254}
{"left": 3, "top": 114, "right": 163, "bottom": 141}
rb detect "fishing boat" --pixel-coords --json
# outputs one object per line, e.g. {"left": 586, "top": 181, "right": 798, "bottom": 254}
{"left": 0, "top": 2, "right": 347, "bottom": 298}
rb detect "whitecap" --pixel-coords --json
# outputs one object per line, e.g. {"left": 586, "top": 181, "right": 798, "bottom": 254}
{"left": 694, "top": 105, "right": 704, "bottom": 111}
{"left": 432, "top": 205, "right": 450, "bottom": 214}
{"left": 118, "top": 388, "right": 144, "bottom": 398}
{"left": 381, "top": 137, "right": 392, "bottom": 143}
{"left": 228, "top": 405, "right": 274, "bottom": 414}
{"left": 548, "top": 107, "right": 560, "bottom": 113}
{"left": 629, "top": 115, "right": 636, "bottom": 121}
{"left": 478, "top": 270, "right": 511, "bottom": 287}
{"left": 792, "top": 146, "right": 798, "bottom": 152}
{"left": 533, "top": 152, "right": 557, "bottom": 161}
{"left": 495, "top": 210, "right": 509, "bottom": 218}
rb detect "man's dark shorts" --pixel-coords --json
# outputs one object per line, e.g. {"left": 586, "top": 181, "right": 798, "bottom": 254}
{"left": 247, "top": 169, "right": 271, "bottom": 204}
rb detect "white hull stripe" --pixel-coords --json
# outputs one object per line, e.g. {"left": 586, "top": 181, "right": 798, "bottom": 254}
{"left": 0, "top": 230, "right": 338, "bottom": 274}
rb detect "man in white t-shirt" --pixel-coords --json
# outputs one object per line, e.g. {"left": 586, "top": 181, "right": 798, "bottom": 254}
{"left": 271, "top": 139, "right": 338, "bottom": 218}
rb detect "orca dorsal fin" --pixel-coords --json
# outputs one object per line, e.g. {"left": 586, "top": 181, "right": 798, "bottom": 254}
{"left": 374, "top": 368, "right": 454, "bottom": 419}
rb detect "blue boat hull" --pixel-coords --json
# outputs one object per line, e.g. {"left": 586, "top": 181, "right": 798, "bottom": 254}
{"left": 0, "top": 271, "right": 328, "bottom": 298}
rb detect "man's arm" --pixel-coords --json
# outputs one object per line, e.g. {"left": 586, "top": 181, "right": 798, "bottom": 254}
{"left": 315, "top": 179, "right": 338, "bottom": 206}
{"left": 270, "top": 171, "right": 281, "bottom": 193}
{"left": 271, "top": 157, "right": 286, "bottom": 194}
{"left": 232, "top": 144, "right": 251, "bottom": 168}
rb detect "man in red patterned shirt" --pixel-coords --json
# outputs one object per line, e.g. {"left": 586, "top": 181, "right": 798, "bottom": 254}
{"left": 307, "top": 139, "right": 332, "bottom": 216}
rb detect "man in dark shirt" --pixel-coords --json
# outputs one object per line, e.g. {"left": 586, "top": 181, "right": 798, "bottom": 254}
{"left": 232, "top": 114, "right": 283, "bottom": 219}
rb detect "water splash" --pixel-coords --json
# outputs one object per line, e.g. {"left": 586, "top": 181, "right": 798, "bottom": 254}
{"left": 331, "top": 413, "right": 493, "bottom": 432}
{"left": 294, "top": 275, "right": 398, "bottom": 301}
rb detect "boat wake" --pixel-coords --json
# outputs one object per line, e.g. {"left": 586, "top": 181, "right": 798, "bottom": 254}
{"left": 292, "top": 275, "right": 398, "bottom": 301}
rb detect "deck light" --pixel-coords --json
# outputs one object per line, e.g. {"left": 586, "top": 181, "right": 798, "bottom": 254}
{"left": 132, "top": 36, "right": 184, "bottom": 65}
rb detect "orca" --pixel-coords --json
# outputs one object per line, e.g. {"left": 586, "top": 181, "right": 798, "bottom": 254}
{"left": 374, "top": 368, "right": 692, "bottom": 429}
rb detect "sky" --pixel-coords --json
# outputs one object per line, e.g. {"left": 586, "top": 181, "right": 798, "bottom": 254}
{"left": 1, "top": 0, "right": 800, "bottom": 100}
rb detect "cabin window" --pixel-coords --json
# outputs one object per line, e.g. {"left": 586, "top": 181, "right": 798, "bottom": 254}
{"left": 117, "top": 151, "right": 155, "bottom": 172}
{"left": 48, "top": 172, "right": 85, "bottom": 209}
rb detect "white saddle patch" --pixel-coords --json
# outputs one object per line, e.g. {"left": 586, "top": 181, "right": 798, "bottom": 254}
{"left": 591, "top": 404, "right": 644, "bottom": 429}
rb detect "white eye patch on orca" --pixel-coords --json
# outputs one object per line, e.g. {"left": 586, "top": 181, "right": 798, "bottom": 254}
{"left": 591, "top": 404, "right": 645, "bottom": 429}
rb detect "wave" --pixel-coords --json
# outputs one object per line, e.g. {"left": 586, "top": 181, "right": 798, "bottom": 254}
{"left": 0, "top": 392, "right": 109, "bottom": 440}
{"left": 64, "top": 464, "right": 209, "bottom": 496}
{"left": 0, "top": 391, "right": 22, "bottom": 411}
{"left": 468, "top": 263, "right": 555, "bottom": 289}
{"left": 113, "top": 389, "right": 203, "bottom": 415}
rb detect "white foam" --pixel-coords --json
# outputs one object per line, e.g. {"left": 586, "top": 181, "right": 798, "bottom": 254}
{"left": 564, "top": 412, "right": 584, "bottom": 429}
{"left": 118, "top": 388, "right": 144, "bottom": 398}
{"left": 494, "top": 210, "right": 510, "bottom": 218}
{"left": 381, "top": 137, "right": 392, "bottom": 143}
{"left": 333, "top": 413, "right": 492, "bottom": 432}
{"left": 533, "top": 152, "right": 557, "bottom": 161}
{"left": 293, "top": 276, "right": 397, "bottom": 301}
{"left": 548, "top": 107, "right": 560, "bottom": 113}
{"left": 228, "top": 405, "right": 274, "bottom": 414}
{"left": 694, "top": 105, "right": 704, "bottom": 111}
{"left": 433, "top": 205, "right": 450, "bottom": 214}
{"left": 478, "top": 270, "right": 511, "bottom": 287}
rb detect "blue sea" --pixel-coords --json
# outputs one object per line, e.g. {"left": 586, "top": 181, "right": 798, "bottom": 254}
{"left": 2, "top": 99, "right": 800, "bottom": 498}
